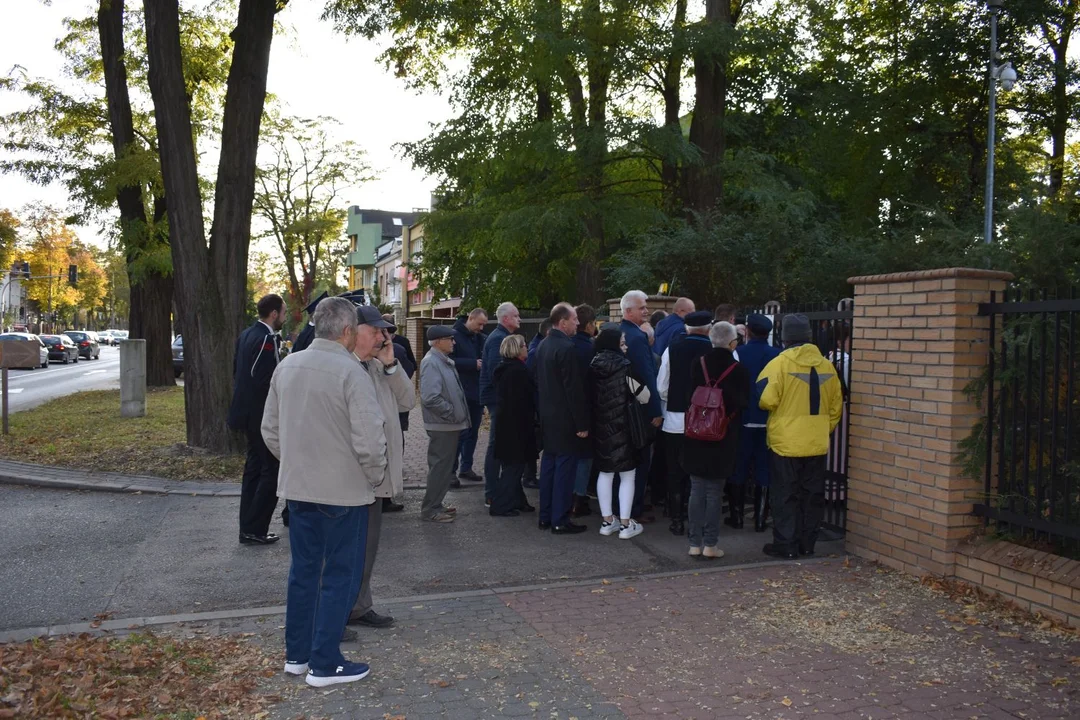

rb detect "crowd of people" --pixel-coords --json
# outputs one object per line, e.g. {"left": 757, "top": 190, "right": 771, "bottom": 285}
{"left": 224, "top": 287, "right": 845, "bottom": 687}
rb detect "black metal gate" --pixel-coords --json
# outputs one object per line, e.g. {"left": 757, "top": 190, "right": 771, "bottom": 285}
{"left": 740, "top": 302, "right": 853, "bottom": 535}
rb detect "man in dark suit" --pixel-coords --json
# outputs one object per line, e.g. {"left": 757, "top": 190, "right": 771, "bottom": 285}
{"left": 535, "top": 303, "right": 590, "bottom": 535}
{"left": 619, "top": 290, "right": 663, "bottom": 521}
{"left": 291, "top": 291, "right": 328, "bottom": 354}
{"left": 228, "top": 294, "right": 287, "bottom": 545}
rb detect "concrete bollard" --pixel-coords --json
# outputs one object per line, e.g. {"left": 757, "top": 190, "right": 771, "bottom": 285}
{"left": 119, "top": 338, "right": 147, "bottom": 418}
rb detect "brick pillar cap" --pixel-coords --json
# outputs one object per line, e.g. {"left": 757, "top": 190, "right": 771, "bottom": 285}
{"left": 848, "top": 267, "right": 1014, "bottom": 285}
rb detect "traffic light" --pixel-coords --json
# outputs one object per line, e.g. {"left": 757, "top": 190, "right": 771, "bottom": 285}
{"left": 67, "top": 264, "right": 78, "bottom": 288}
{"left": 20, "top": 261, "right": 29, "bottom": 277}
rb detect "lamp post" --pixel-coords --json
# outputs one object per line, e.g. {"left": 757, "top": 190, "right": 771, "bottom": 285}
{"left": 984, "top": 0, "right": 1018, "bottom": 244}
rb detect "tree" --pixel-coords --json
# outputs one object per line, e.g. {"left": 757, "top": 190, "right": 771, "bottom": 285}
{"left": 0, "top": 209, "right": 19, "bottom": 277}
{"left": 144, "top": 0, "right": 285, "bottom": 451}
{"left": 19, "top": 206, "right": 80, "bottom": 332}
{"left": 253, "top": 113, "right": 371, "bottom": 325}
{"left": 0, "top": 1, "right": 234, "bottom": 386}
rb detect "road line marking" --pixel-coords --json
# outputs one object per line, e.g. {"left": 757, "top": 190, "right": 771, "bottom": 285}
{"left": 83, "top": 370, "right": 107, "bottom": 375}
{"left": 5, "top": 388, "right": 24, "bottom": 394}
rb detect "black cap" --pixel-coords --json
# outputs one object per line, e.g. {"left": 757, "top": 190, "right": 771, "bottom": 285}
{"left": 357, "top": 305, "right": 394, "bottom": 328}
{"left": 684, "top": 310, "right": 714, "bottom": 327}
{"left": 303, "top": 291, "right": 329, "bottom": 315}
{"left": 747, "top": 313, "right": 773, "bottom": 335}
{"left": 427, "top": 324, "right": 455, "bottom": 341}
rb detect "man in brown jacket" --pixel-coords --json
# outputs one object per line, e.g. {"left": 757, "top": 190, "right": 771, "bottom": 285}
{"left": 349, "top": 311, "right": 415, "bottom": 629}
{"left": 262, "top": 297, "right": 392, "bottom": 687}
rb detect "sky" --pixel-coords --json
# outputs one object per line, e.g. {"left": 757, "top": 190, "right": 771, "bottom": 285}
{"left": 0, "top": 0, "right": 453, "bottom": 248}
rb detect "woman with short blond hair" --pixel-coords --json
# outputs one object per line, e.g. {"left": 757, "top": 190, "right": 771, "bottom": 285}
{"left": 489, "top": 334, "right": 537, "bottom": 516}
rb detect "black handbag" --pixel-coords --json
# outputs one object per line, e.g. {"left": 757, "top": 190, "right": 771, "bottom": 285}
{"left": 625, "top": 378, "right": 655, "bottom": 450}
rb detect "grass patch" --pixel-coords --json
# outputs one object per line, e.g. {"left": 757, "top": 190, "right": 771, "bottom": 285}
{"left": 0, "top": 631, "right": 280, "bottom": 718}
{"left": 0, "top": 388, "right": 244, "bottom": 481}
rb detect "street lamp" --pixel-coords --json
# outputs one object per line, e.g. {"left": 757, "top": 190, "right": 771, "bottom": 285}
{"left": 984, "top": 0, "right": 1018, "bottom": 245}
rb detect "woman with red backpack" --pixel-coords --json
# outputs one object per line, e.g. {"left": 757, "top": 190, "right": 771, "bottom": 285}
{"left": 680, "top": 322, "right": 750, "bottom": 558}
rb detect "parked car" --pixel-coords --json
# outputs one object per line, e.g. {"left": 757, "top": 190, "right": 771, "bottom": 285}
{"left": 0, "top": 332, "right": 49, "bottom": 368}
{"left": 97, "top": 330, "right": 115, "bottom": 345}
{"left": 63, "top": 330, "right": 100, "bottom": 360}
{"left": 172, "top": 335, "right": 183, "bottom": 378}
{"left": 113, "top": 330, "right": 129, "bottom": 343}
{"left": 41, "top": 334, "right": 80, "bottom": 364}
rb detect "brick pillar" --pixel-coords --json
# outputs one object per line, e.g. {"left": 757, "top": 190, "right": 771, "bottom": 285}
{"left": 845, "top": 268, "right": 1013, "bottom": 577}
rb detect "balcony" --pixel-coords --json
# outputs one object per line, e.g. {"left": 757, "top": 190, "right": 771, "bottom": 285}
{"left": 346, "top": 251, "right": 374, "bottom": 268}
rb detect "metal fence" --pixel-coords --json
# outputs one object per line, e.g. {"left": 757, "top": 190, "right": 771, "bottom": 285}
{"left": 740, "top": 302, "right": 854, "bottom": 535}
{"left": 975, "top": 288, "right": 1080, "bottom": 556}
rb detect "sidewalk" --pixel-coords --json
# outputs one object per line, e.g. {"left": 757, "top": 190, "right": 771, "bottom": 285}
{"left": 67, "top": 559, "right": 1079, "bottom": 719}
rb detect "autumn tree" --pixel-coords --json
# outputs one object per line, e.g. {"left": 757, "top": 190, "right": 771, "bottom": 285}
{"left": 253, "top": 113, "right": 371, "bottom": 325}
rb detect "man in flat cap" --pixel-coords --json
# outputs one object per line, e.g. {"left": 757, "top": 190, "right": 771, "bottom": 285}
{"left": 292, "top": 291, "right": 329, "bottom": 354}
{"left": 419, "top": 324, "right": 470, "bottom": 523}
{"left": 758, "top": 314, "right": 843, "bottom": 559}
{"left": 729, "top": 313, "right": 781, "bottom": 531}
{"left": 656, "top": 310, "right": 714, "bottom": 535}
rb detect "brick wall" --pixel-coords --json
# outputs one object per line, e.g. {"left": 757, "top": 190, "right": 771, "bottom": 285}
{"left": 955, "top": 540, "right": 1080, "bottom": 626}
{"left": 845, "top": 268, "right": 1013, "bottom": 578}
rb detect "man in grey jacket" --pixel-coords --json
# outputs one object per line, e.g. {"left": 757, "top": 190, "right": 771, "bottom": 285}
{"left": 420, "top": 324, "right": 470, "bottom": 523}
{"left": 262, "top": 296, "right": 390, "bottom": 688}
{"left": 348, "top": 309, "right": 416, "bottom": 629}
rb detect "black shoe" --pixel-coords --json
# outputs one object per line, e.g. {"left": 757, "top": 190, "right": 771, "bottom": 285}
{"left": 450, "top": 479, "right": 462, "bottom": 489}
{"left": 459, "top": 470, "right": 483, "bottom": 481}
{"left": 523, "top": 478, "right": 540, "bottom": 489}
{"left": 570, "top": 495, "right": 592, "bottom": 517}
{"left": 382, "top": 499, "right": 405, "bottom": 513}
{"left": 551, "top": 522, "right": 587, "bottom": 535}
{"left": 490, "top": 509, "right": 520, "bottom": 517}
{"left": 763, "top": 543, "right": 798, "bottom": 559}
{"left": 518, "top": 503, "right": 536, "bottom": 513}
{"left": 347, "top": 609, "right": 395, "bottom": 628}
{"left": 239, "top": 532, "right": 280, "bottom": 545}
{"left": 753, "top": 486, "right": 769, "bottom": 532}
{"left": 538, "top": 521, "right": 552, "bottom": 530}
{"left": 799, "top": 548, "right": 816, "bottom": 557}
{"left": 668, "top": 519, "right": 685, "bottom": 536}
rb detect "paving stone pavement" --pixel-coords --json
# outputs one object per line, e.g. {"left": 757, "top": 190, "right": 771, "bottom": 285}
{"left": 163, "top": 559, "right": 1079, "bottom": 719}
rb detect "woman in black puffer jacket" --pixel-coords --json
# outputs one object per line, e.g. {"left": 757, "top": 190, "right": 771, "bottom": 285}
{"left": 589, "top": 327, "right": 649, "bottom": 540}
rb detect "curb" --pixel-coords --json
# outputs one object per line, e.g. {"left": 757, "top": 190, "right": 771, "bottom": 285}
{"left": 0, "top": 556, "right": 840, "bottom": 643}
{"left": 0, "top": 460, "right": 241, "bottom": 497}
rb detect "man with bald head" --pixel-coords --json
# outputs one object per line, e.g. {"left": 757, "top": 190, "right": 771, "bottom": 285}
{"left": 654, "top": 297, "right": 695, "bottom": 358}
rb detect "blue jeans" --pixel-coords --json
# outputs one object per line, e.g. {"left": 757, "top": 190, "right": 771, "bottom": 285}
{"left": 733, "top": 426, "right": 770, "bottom": 487}
{"left": 539, "top": 453, "right": 577, "bottom": 526}
{"left": 574, "top": 457, "right": 592, "bottom": 496}
{"left": 455, "top": 401, "right": 485, "bottom": 474}
{"left": 285, "top": 501, "right": 369, "bottom": 672}
{"left": 483, "top": 404, "right": 499, "bottom": 500}
{"left": 688, "top": 476, "right": 723, "bottom": 547}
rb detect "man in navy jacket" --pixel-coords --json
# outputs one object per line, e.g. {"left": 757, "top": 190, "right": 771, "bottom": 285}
{"left": 653, "top": 297, "right": 695, "bottom": 358}
{"left": 569, "top": 304, "right": 597, "bottom": 516}
{"left": 479, "top": 302, "right": 521, "bottom": 502}
{"left": 450, "top": 308, "right": 488, "bottom": 482}
{"left": 619, "top": 290, "right": 663, "bottom": 520}
{"left": 227, "top": 294, "right": 287, "bottom": 545}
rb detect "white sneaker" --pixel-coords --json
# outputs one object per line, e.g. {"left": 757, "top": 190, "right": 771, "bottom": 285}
{"left": 618, "top": 520, "right": 643, "bottom": 539}
{"left": 599, "top": 519, "right": 620, "bottom": 536}
{"left": 284, "top": 660, "right": 309, "bottom": 676}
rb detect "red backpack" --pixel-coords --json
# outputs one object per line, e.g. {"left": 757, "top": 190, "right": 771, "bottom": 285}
{"left": 685, "top": 357, "right": 738, "bottom": 442}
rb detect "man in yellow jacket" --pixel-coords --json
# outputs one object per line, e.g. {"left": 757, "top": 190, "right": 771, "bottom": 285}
{"left": 757, "top": 314, "right": 843, "bottom": 559}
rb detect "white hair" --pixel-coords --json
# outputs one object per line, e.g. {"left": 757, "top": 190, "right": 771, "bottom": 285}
{"left": 313, "top": 297, "right": 357, "bottom": 340}
{"left": 620, "top": 290, "right": 647, "bottom": 314}
{"left": 710, "top": 321, "right": 737, "bottom": 348}
{"left": 495, "top": 302, "right": 518, "bottom": 321}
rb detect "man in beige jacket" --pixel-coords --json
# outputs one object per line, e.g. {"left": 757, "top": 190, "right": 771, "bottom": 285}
{"left": 262, "top": 296, "right": 392, "bottom": 688}
{"left": 348, "top": 310, "right": 415, "bottom": 629}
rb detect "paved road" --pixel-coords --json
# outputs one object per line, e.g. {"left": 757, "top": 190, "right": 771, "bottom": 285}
{"left": 4, "top": 345, "right": 121, "bottom": 413}
{"left": 0, "top": 483, "right": 841, "bottom": 630}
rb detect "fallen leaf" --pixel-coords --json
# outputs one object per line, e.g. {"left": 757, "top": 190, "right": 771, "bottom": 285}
{"left": 782, "top": 697, "right": 793, "bottom": 707}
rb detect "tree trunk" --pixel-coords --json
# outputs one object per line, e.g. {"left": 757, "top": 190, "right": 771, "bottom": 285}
{"left": 1047, "top": 21, "right": 1072, "bottom": 198}
{"left": 98, "top": 0, "right": 175, "bottom": 387}
{"left": 661, "top": 0, "right": 688, "bottom": 210}
{"left": 684, "top": 0, "right": 735, "bottom": 214}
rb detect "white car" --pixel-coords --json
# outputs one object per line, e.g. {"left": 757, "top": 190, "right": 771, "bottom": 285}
{"left": 0, "top": 332, "right": 50, "bottom": 368}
